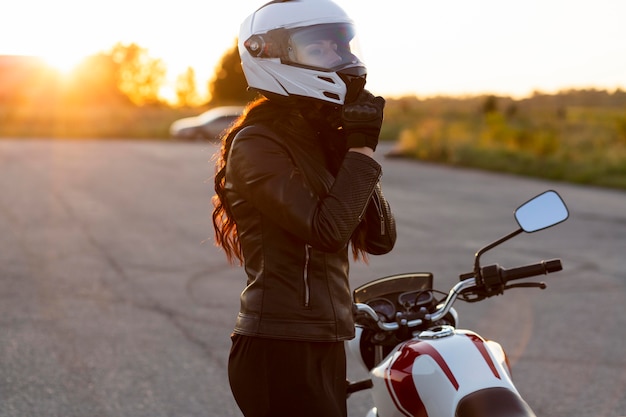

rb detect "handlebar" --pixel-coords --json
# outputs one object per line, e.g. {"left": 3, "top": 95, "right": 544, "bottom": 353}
{"left": 355, "top": 258, "right": 563, "bottom": 332}
{"left": 500, "top": 259, "right": 562, "bottom": 282}
{"left": 355, "top": 278, "right": 476, "bottom": 331}
{"left": 482, "top": 259, "right": 562, "bottom": 288}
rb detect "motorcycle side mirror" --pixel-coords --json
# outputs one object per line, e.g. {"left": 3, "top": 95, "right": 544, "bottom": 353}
{"left": 470, "top": 190, "right": 569, "bottom": 282}
{"left": 514, "top": 190, "right": 569, "bottom": 233}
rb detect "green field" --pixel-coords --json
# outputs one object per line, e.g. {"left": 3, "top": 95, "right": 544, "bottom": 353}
{"left": 381, "top": 91, "right": 626, "bottom": 190}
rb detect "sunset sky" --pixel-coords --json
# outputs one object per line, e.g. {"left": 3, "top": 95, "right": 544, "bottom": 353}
{"left": 2, "top": 0, "right": 625, "bottom": 99}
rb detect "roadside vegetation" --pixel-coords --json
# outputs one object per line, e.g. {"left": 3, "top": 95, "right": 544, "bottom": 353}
{"left": 383, "top": 91, "right": 626, "bottom": 189}
{"left": 1, "top": 43, "right": 624, "bottom": 190}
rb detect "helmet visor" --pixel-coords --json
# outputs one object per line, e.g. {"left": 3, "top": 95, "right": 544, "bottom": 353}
{"left": 287, "top": 23, "right": 363, "bottom": 71}
{"left": 245, "top": 23, "right": 364, "bottom": 72}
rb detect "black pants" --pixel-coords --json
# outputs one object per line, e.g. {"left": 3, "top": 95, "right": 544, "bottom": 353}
{"left": 228, "top": 334, "right": 347, "bottom": 417}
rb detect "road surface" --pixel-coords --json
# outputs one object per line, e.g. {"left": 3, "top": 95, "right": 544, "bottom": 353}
{"left": 0, "top": 139, "right": 624, "bottom": 417}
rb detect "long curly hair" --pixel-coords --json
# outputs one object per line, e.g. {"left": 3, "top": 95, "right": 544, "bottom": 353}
{"left": 211, "top": 97, "right": 370, "bottom": 264}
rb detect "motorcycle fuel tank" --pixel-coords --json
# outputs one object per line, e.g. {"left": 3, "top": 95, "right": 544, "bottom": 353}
{"left": 369, "top": 327, "right": 516, "bottom": 417}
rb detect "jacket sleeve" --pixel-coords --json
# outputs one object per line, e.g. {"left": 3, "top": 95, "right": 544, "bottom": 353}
{"left": 361, "top": 182, "right": 397, "bottom": 255}
{"left": 226, "top": 128, "right": 382, "bottom": 253}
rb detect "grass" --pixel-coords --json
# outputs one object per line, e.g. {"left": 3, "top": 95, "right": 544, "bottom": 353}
{"left": 383, "top": 95, "right": 626, "bottom": 190}
{"left": 0, "top": 104, "right": 195, "bottom": 139}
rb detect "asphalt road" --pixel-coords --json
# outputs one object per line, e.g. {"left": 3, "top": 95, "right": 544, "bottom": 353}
{"left": 0, "top": 139, "right": 624, "bottom": 417}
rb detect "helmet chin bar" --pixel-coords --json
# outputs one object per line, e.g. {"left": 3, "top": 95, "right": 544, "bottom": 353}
{"left": 339, "top": 66, "right": 367, "bottom": 103}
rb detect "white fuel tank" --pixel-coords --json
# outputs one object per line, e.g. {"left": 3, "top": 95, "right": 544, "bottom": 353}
{"left": 369, "top": 326, "right": 515, "bottom": 417}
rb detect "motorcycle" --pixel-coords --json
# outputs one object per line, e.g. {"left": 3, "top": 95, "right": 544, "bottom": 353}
{"left": 346, "top": 190, "right": 570, "bottom": 417}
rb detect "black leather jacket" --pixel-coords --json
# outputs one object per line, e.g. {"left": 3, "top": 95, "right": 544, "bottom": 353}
{"left": 224, "top": 122, "right": 396, "bottom": 342}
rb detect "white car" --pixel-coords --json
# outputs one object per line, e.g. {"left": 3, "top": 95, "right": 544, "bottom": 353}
{"left": 169, "top": 106, "right": 244, "bottom": 140}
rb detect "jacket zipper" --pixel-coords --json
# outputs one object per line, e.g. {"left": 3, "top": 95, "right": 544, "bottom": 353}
{"left": 357, "top": 177, "right": 382, "bottom": 225}
{"left": 303, "top": 244, "right": 311, "bottom": 307}
{"left": 372, "top": 191, "right": 386, "bottom": 235}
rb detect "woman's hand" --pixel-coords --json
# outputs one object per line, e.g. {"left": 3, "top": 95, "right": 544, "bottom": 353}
{"left": 342, "top": 90, "right": 385, "bottom": 152}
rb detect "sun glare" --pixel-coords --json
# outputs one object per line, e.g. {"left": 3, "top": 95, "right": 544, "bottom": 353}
{"left": 42, "top": 52, "right": 85, "bottom": 75}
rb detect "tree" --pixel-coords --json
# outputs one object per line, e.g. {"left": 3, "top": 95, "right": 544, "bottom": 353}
{"left": 110, "top": 42, "right": 167, "bottom": 106}
{"left": 208, "top": 41, "right": 257, "bottom": 105}
{"left": 482, "top": 95, "right": 498, "bottom": 115}
{"left": 64, "top": 52, "right": 129, "bottom": 105}
{"left": 175, "top": 67, "right": 202, "bottom": 107}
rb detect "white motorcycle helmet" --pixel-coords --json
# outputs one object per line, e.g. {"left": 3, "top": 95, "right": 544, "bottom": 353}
{"left": 238, "top": 0, "right": 367, "bottom": 105}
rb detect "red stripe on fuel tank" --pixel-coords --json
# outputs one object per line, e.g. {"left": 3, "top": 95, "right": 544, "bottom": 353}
{"left": 466, "top": 333, "right": 501, "bottom": 379}
{"left": 385, "top": 344, "right": 427, "bottom": 417}
{"left": 385, "top": 340, "right": 459, "bottom": 416}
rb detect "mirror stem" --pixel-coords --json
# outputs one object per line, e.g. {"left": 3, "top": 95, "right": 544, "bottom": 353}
{"left": 473, "top": 228, "right": 523, "bottom": 282}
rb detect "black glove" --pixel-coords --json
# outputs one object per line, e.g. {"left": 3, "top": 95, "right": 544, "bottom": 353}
{"left": 342, "top": 90, "right": 385, "bottom": 151}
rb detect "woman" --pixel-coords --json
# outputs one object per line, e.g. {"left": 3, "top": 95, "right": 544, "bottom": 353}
{"left": 212, "top": 1, "right": 397, "bottom": 416}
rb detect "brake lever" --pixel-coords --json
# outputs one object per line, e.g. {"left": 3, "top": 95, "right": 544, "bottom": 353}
{"left": 503, "top": 281, "right": 547, "bottom": 291}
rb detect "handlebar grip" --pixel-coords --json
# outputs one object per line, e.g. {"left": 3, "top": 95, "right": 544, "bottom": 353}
{"left": 501, "top": 259, "right": 562, "bottom": 282}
